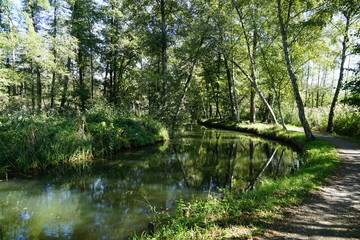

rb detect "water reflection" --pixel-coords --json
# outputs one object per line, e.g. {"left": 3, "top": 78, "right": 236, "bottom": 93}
{"left": 0, "top": 127, "right": 299, "bottom": 240}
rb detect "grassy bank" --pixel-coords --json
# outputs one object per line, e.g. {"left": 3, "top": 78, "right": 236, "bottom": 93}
{"left": 0, "top": 108, "right": 168, "bottom": 175}
{"left": 134, "top": 119, "right": 339, "bottom": 239}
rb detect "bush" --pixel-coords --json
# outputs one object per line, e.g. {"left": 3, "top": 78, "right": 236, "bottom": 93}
{"left": 0, "top": 107, "right": 168, "bottom": 174}
{"left": 284, "top": 106, "right": 360, "bottom": 137}
{"left": 333, "top": 110, "right": 360, "bottom": 137}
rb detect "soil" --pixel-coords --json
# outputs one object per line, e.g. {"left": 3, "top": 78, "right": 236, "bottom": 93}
{"left": 255, "top": 131, "right": 360, "bottom": 240}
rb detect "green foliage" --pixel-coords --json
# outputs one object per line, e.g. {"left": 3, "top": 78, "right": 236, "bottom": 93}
{"left": 134, "top": 120, "right": 339, "bottom": 239}
{"left": 285, "top": 107, "right": 360, "bottom": 137}
{"left": 0, "top": 112, "right": 93, "bottom": 171}
{"left": 0, "top": 107, "right": 168, "bottom": 173}
{"left": 342, "top": 81, "right": 360, "bottom": 107}
{"left": 333, "top": 110, "right": 360, "bottom": 137}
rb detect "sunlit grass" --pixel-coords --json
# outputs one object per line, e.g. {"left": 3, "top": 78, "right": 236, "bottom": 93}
{"left": 134, "top": 119, "right": 339, "bottom": 239}
{"left": 0, "top": 109, "right": 168, "bottom": 174}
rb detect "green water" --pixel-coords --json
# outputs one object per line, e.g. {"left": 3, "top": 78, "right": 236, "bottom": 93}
{"left": 0, "top": 127, "right": 299, "bottom": 239}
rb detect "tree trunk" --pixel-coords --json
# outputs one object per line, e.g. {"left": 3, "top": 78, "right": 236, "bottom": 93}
{"left": 31, "top": 61, "right": 35, "bottom": 110}
{"left": 250, "top": 20, "right": 257, "bottom": 123}
{"left": 90, "top": 48, "right": 94, "bottom": 102}
{"left": 112, "top": 55, "right": 117, "bottom": 104}
{"left": 236, "top": 6, "right": 276, "bottom": 124}
{"left": 327, "top": 12, "right": 350, "bottom": 133}
{"left": 172, "top": 58, "right": 197, "bottom": 125}
{"left": 250, "top": 87, "right": 256, "bottom": 123}
{"left": 36, "top": 65, "right": 41, "bottom": 110}
{"left": 78, "top": 50, "right": 86, "bottom": 112}
{"left": 320, "top": 69, "right": 327, "bottom": 107}
{"left": 172, "top": 35, "right": 205, "bottom": 126}
{"left": 232, "top": 57, "right": 240, "bottom": 121}
{"left": 103, "top": 62, "right": 109, "bottom": 97}
{"left": 316, "top": 67, "right": 321, "bottom": 108}
{"left": 231, "top": 60, "right": 279, "bottom": 125}
{"left": 160, "top": 0, "right": 168, "bottom": 107}
{"left": 224, "top": 57, "right": 236, "bottom": 120}
{"left": 50, "top": 0, "right": 58, "bottom": 109}
{"left": 61, "top": 57, "right": 70, "bottom": 108}
{"left": 262, "top": 94, "right": 273, "bottom": 123}
{"left": 50, "top": 71, "right": 56, "bottom": 109}
{"left": 277, "top": 92, "right": 287, "bottom": 130}
{"left": 109, "top": 58, "right": 113, "bottom": 103}
{"left": 259, "top": 45, "right": 287, "bottom": 130}
{"left": 230, "top": 22, "right": 240, "bottom": 121}
{"left": 277, "top": 0, "right": 314, "bottom": 140}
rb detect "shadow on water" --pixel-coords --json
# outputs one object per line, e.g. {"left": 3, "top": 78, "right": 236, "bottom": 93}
{"left": 0, "top": 127, "right": 300, "bottom": 240}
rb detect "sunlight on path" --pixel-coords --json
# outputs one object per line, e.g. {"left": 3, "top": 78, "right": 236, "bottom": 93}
{"left": 259, "top": 128, "right": 360, "bottom": 240}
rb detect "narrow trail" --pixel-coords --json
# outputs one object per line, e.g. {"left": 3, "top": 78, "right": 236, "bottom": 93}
{"left": 257, "top": 130, "right": 360, "bottom": 240}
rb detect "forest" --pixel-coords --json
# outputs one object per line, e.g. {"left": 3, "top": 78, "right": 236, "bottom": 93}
{"left": 0, "top": 0, "right": 359, "bottom": 172}
{"left": 0, "top": 0, "right": 359, "bottom": 239}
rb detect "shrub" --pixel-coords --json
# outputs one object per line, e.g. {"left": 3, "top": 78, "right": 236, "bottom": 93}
{"left": 333, "top": 110, "right": 360, "bottom": 137}
{"left": 0, "top": 107, "right": 168, "bottom": 174}
{"left": 284, "top": 106, "right": 360, "bottom": 137}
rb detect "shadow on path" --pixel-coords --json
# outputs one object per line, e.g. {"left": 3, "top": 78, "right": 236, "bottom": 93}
{"left": 257, "top": 132, "right": 360, "bottom": 240}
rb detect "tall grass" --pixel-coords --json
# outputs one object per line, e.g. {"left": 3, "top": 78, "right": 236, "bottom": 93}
{"left": 285, "top": 106, "right": 360, "bottom": 137}
{"left": 0, "top": 107, "right": 168, "bottom": 174}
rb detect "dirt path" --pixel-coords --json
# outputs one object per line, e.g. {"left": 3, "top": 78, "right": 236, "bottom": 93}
{"left": 257, "top": 131, "right": 360, "bottom": 240}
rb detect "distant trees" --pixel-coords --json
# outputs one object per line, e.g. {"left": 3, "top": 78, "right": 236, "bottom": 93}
{"left": 327, "top": 0, "right": 359, "bottom": 132}
{"left": 0, "top": 0, "right": 358, "bottom": 131}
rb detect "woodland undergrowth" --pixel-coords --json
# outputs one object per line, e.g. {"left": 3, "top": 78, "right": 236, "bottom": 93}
{"left": 0, "top": 106, "right": 168, "bottom": 175}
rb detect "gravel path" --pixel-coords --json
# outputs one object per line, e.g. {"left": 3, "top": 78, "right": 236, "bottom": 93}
{"left": 257, "top": 131, "right": 360, "bottom": 240}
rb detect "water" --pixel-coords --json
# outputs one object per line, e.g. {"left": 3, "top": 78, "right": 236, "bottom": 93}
{"left": 0, "top": 127, "right": 299, "bottom": 240}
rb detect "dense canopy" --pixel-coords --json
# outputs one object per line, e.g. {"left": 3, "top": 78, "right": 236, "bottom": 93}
{"left": 0, "top": 0, "right": 359, "bottom": 135}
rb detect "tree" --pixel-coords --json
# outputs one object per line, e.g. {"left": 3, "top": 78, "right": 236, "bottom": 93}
{"left": 277, "top": 0, "right": 315, "bottom": 140}
{"left": 23, "top": 0, "right": 51, "bottom": 110}
{"left": 230, "top": 1, "right": 279, "bottom": 125}
{"left": 69, "top": 0, "right": 100, "bottom": 111}
{"left": 0, "top": 1, "right": 21, "bottom": 108}
{"left": 327, "top": 0, "right": 359, "bottom": 132}
{"left": 342, "top": 36, "right": 360, "bottom": 108}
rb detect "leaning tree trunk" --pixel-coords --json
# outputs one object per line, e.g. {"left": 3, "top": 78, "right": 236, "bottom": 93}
{"left": 236, "top": 6, "right": 277, "bottom": 124}
{"left": 172, "top": 35, "right": 205, "bottom": 126}
{"left": 277, "top": 0, "right": 314, "bottom": 140}
{"left": 231, "top": 60, "right": 279, "bottom": 125}
{"left": 327, "top": 12, "right": 350, "bottom": 133}
{"left": 259, "top": 45, "right": 287, "bottom": 130}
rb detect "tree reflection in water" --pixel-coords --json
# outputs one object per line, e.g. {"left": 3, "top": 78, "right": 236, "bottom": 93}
{"left": 0, "top": 127, "right": 299, "bottom": 240}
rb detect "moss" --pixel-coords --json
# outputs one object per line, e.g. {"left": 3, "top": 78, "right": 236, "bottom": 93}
{"left": 134, "top": 119, "right": 339, "bottom": 239}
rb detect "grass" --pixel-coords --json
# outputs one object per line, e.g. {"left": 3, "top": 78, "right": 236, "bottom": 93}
{"left": 333, "top": 134, "right": 360, "bottom": 145}
{"left": 285, "top": 107, "right": 360, "bottom": 138}
{"left": 0, "top": 108, "right": 168, "bottom": 175}
{"left": 133, "top": 119, "right": 339, "bottom": 239}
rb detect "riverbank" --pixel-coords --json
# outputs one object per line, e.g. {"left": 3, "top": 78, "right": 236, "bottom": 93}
{"left": 258, "top": 130, "right": 360, "bottom": 239}
{"left": 134, "top": 119, "right": 339, "bottom": 239}
{"left": 0, "top": 108, "right": 168, "bottom": 175}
